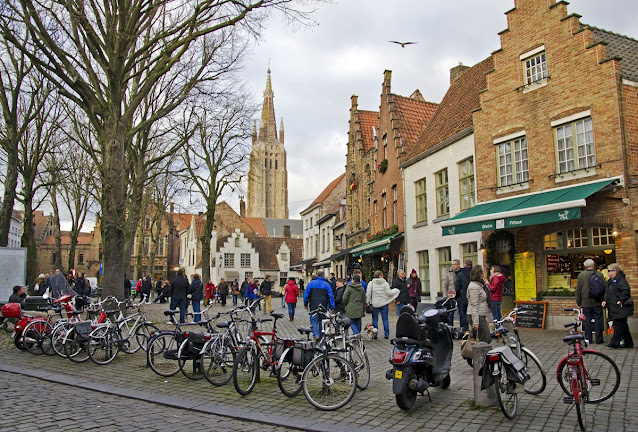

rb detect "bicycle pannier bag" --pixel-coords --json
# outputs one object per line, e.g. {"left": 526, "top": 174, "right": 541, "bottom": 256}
{"left": 589, "top": 272, "right": 606, "bottom": 301}
{"left": 292, "top": 340, "right": 315, "bottom": 367}
{"left": 274, "top": 338, "right": 294, "bottom": 362}
{"left": 74, "top": 321, "right": 93, "bottom": 342}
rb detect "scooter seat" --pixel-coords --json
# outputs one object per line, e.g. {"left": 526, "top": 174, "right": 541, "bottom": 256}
{"left": 392, "top": 337, "right": 419, "bottom": 346}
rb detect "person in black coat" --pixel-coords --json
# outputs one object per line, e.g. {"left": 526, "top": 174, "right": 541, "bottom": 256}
{"left": 392, "top": 270, "right": 410, "bottom": 316}
{"left": 189, "top": 274, "right": 204, "bottom": 322}
{"left": 603, "top": 263, "right": 634, "bottom": 349}
{"left": 455, "top": 260, "right": 473, "bottom": 334}
{"left": 124, "top": 277, "right": 132, "bottom": 299}
{"left": 142, "top": 276, "right": 153, "bottom": 304}
{"left": 169, "top": 270, "right": 189, "bottom": 324}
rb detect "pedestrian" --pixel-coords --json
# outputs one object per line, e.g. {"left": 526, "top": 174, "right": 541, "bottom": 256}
{"left": 124, "top": 277, "right": 132, "bottom": 299}
{"left": 443, "top": 259, "right": 460, "bottom": 298}
{"left": 168, "top": 270, "right": 189, "bottom": 324}
{"left": 153, "top": 278, "right": 163, "bottom": 303}
{"left": 161, "top": 280, "right": 171, "bottom": 304}
{"left": 488, "top": 265, "right": 506, "bottom": 322}
{"left": 467, "top": 265, "right": 492, "bottom": 343}
{"left": 241, "top": 278, "right": 249, "bottom": 304}
{"left": 603, "top": 263, "right": 634, "bottom": 349}
{"left": 205, "top": 280, "right": 214, "bottom": 305}
{"left": 260, "top": 275, "right": 273, "bottom": 313}
{"left": 231, "top": 279, "right": 240, "bottom": 306}
{"left": 576, "top": 259, "right": 605, "bottom": 344}
{"left": 188, "top": 274, "right": 204, "bottom": 322}
{"left": 408, "top": 269, "right": 422, "bottom": 310}
{"left": 245, "top": 277, "right": 259, "bottom": 311}
{"left": 343, "top": 274, "right": 366, "bottom": 335}
{"left": 303, "top": 270, "right": 335, "bottom": 339}
{"left": 349, "top": 269, "right": 368, "bottom": 292}
{"left": 298, "top": 278, "right": 305, "bottom": 297}
{"left": 142, "top": 275, "right": 153, "bottom": 304}
{"left": 280, "top": 281, "right": 286, "bottom": 308}
{"left": 328, "top": 272, "right": 337, "bottom": 291}
{"left": 392, "top": 269, "right": 411, "bottom": 316}
{"left": 333, "top": 278, "right": 346, "bottom": 315}
{"left": 284, "top": 277, "right": 299, "bottom": 321}
{"left": 74, "top": 272, "right": 87, "bottom": 310}
{"left": 8, "top": 285, "right": 26, "bottom": 308}
{"left": 455, "top": 259, "right": 472, "bottom": 335}
{"left": 218, "top": 278, "right": 229, "bottom": 307}
{"left": 133, "top": 279, "right": 142, "bottom": 301}
{"left": 366, "top": 271, "right": 399, "bottom": 339}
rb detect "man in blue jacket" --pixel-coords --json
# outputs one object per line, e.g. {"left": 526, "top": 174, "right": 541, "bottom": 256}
{"left": 303, "top": 269, "right": 335, "bottom": 338}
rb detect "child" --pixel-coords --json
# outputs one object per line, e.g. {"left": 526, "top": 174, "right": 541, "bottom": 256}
{"left": 434, "top": 289, "right": 457, "bottom": 326}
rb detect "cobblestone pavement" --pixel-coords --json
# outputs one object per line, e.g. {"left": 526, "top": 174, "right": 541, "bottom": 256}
{"left": 1, "top": 301, "right": 636, "bottom": 431}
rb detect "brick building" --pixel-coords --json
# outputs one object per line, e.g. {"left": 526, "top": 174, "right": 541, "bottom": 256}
{"left": 440, "top": 0, "right": 638, "bottom": 319}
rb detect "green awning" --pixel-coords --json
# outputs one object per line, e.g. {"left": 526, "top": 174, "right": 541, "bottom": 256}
{"left": 351, "top": 234, "right": 399, "bottom": 257}
{"left": 441, "top": 178, "right": 619, "bottom": 236}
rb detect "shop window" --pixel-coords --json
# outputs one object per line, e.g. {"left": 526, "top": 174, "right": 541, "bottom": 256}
{"left": 415, "top": 178, "right": 427, "bottom": 223}
{"left": 555, "top": 117, "right": 595, "bottom": 173}
{"left": 544, "top": 232, "right": 563, "bottom": 250}
{"left": 438, "top": 247, "right": 451, "bottom": 295}
{"left": 592, "top": 227, "right": 614, "bottom": 247}
{"left": 418, "top": 250, "right": 430, "bottom": 295}
{"left": 566, "top": 228, "right": 588, "bottom": 249}
{"left": 435, "top": 169, "right": 449, "bottom": 217}
{"left": 462, "top": 243, "right": 478, "bottom": 267}
{"left": 458, "top": 158, "right": 475, "bottom": 211}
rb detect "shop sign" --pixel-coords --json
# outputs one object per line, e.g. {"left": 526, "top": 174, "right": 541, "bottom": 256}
{"left": 546, "top": 254, "right": 559, "bottom": 272}
{"left": 514, "top": 252, "right": 537, "bottom": 301}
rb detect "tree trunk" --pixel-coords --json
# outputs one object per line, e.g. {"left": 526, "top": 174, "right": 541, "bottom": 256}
{"left": 135, "top": 225, "right": 144, "bottom": 280}
{"left": 200, "top": 203, "right": 216, "bottom": 284}
{"left": 124, "top": 175, "right": 145, "bottom": 278}
{"left": 50, "top": 187, "right": 64, "bottom": 272}
{"left": 21, "top": 201, "right": 37, "bottom": 291}
{"left": 99, "top": 121, "right": 127, "bottom": 299}
{"left": 0, "top": 146, "right": 18, "bottom": 247}
{"left": 67, "top": 229, "right": 78, "bottom": 272}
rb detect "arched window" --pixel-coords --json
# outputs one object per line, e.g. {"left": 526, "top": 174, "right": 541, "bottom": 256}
{"left": 275, "top": 159, "right": 278, "bottom": 169}
{"left": 265, "top": 158, "right": 268, "bottom": 168}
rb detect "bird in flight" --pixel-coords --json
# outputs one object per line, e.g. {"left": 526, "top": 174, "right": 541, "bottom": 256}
{"left": 389, "top": 41, "right": 418, "bottom": 48}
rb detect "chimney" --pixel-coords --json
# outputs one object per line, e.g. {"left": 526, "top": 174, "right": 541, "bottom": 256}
{"left": 450, "top": 63, "right": 470, "bottom": 84}
{"left": 239, "top": 197, "right": 246, "bottom": 218}
{"left": 283, "top": 225, "right": 291, "bottom": 238}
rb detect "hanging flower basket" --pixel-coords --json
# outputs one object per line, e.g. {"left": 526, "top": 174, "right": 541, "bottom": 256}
{"left": 377, "top": 159, "right": 388, "bottom": 174}
{"left": 350, "top": 182, "right": 356, "bottom": 191}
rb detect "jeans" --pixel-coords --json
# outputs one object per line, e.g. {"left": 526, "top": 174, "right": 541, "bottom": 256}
{"left": 447, "top": 311, "right": 455, "bottom": 326}
{"left": 396, "top": 303, "right": 408, "bottom": 316}
{"left": 458, "top": 301, "right": 469, "bottom": 332}
{"left": 281, "top": 295, "right": 286, "bottom": 307}
{"left": 192, "top": 300, "right": 201, "bottom": 322}
{"left": 582, "top": 306, "right": 604, "bottom": 344}
{"left": 372, "top": 305, "right": 390, "bottom": 338}
{"left": 232, "top": 294, "right": 238, "bottom": 306}
{"left": 350, "top": 318, "right": 362, "bottom": 335}
{"left": 170, "top": 297, "right": 186, "bottom": 323}
{"left": 492, "top": 301, "right": 502, "bottom": 322}
{"left": 287, "top": 303, "right": 296, "bottom": 318}
{"left": 263, "top": 295, "right": 272, "bottom": 313}
{"left": 310, "top": 312, "right": 325, "bottom": 338}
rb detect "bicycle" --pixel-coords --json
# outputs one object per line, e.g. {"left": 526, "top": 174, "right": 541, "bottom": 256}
{"left": 557, "top": 308, "right": 621, "bottom": 430}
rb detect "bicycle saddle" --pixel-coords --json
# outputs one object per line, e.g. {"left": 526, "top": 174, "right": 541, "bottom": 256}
{"left": 163, "top": 310, "right": 178, "bottom": 316}
{"left": 69, "top": 310, "right": 83, "bottom": 316}
{"left": 336, "top": 317, "right": 351, "bottom": 327}
{"left": 258, "top": 318, "right": 273, "bottom": 323}
{"left": 271, "top": 312, "right": 284, "bottom": 319}
{"left": 563, "top": 334, "right": 584, "bottom": 343}
{"left": 298, "top": 327, "right": 312, "bottom": 335}
{"left": 216, "top": 321, "right": 230, "bottom": 328}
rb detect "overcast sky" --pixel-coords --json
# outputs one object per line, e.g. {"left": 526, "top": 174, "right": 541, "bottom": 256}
{"left": 221, "top": 0, "right": 638, "bottom": 220}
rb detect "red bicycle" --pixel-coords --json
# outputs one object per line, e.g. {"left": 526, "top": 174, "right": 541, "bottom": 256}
{"left": 557, "top": 308, "right": 620, "bottom": 430}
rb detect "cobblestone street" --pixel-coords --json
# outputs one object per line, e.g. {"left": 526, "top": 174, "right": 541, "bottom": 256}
{"left": 1, "top": 303, "right": 636, "bottom": 431}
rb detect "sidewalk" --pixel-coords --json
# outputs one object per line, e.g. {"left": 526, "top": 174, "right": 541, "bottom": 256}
{"left": 0, "top": 304, "right": 635, "bottom": 431}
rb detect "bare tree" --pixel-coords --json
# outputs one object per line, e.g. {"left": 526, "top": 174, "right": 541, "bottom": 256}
{"left": 2, "top": 0, "right": 320, "bottom": 298}
{"left": 180, "top": 91, "right": 255, "bottom": 284}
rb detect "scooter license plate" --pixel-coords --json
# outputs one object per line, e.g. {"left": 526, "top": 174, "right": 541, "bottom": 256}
{"left": 395, "top": 370, "right": 403, "bottom": 379}
{"left": 10, "top": 331, "right": 15, "bottom": 338}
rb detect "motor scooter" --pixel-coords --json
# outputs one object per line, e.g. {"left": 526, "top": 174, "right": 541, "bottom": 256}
{"left": 10, "top": 294, "right": 75, "bottom": 350}
{"left": 386, "top": 305, "right": 455, "bottom": 410}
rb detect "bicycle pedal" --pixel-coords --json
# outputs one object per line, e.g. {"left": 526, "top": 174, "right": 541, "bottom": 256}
{"left": 590, "top": 379, "right": 600, "bottom": 386}
{"left": 563, "top": 396, "right": 573, "bottom": 404}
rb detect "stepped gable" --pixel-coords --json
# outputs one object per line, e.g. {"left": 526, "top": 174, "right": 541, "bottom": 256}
{"left": 391, "top": 94, "right": 438, "bottom": 152}
{"left": 359, "top": 110, "right": 379, "bottom": 151}
{"left": 250, "top": 236, "right": 303, "bottom": 271}
{"left": 407, "top": 56, "right": 494, "bottom": 162}
{"left": 588, "top": 26, "right": 638, "bottom": 82}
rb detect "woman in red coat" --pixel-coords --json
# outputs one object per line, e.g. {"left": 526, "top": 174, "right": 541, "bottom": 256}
{"left": 487, "top": 265, "right": 506, "bottom": 321}
{"left": 205, "top": 280, "right": 215, "bottom": 305}
{"left": 284, "top": 278, "right": 299, "bottom": 321}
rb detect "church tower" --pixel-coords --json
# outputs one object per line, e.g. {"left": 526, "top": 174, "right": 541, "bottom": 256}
{"left": 247, "top": 69, "right": 289, "bottom": 219}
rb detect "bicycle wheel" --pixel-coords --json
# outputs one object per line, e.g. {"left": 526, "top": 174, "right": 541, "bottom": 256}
{"left": 348, "top": 341, "right": 370, "bottom": 390}
{"left": 118, "top": 321, "right": 136, "bottom": 354}
{"left": 278, "top": 359, "right": 303, "bottom": 397}
{"left": 573, "top": 368, "right": 586, "bottom": 431}
{"left": 135, "top": 323, "right": 159, "bottom": 352}
{"left": 22, "top": 321, "right": 47, "bottom": 355}
{"left": 177, "top": 338, "right": 204, "bottom": 380}
{"left": 302, "top": 354, "right": 357, "bottom": 411}
{"left": 50, "top": 325, "right": 69, "bottom": 357}
{"left": 521, "top": 347, "right": 546, "bottom": 395}
{"left": 147, "top": 333, "right": 180, "bottom": 377}
{"left": 201, "top": 338, "right": 235, "bottom": 386}
{"left": 41, "top": 332, "right": 55, "bottom": 356}
{"left": 494, "top": 369, "right": 517, "bottom": 420}
{"left": 64, "top": 329, "right": 90, "bottom": 363}
{"left": 88, "top": 327, "right": 120, "bottom": 365}
{"left": 233, "top": 345, "right": 259, "bottom": 396}
{"left": 557, "top": 351, "right": 620, "bottom": 403}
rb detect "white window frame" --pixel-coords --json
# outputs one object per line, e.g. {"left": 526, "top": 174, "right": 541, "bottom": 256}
{"left": 415, "top": 178, "right": 427, "bottom": 223}
{"left": 497, "top": 137, "right": 528, "bottom": 187}
{"left": 224, "top": 253, "right": 235, "bottom": 267}
{"left": 521, "top": 46, "right": 547, "bottom": 86}
{"left": 435, "top": 169, "right": 449, "bottom": 217}
{"left": 555, "top": 117, "right": 595, "bottom": 174}
{"left": 458, "top": 158, "right": 475, "bottom": 211}
{"left": 240, "top": 253, "right": 251, "bottom": 268}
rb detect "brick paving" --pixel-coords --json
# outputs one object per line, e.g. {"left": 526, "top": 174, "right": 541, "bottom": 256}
{"left": 0, "top": 302, "right": 636, "bottom": 431}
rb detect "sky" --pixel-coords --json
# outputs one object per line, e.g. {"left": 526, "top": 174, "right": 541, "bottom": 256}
{"left": 227, "top": 0, "right": 638, "bottom": 219}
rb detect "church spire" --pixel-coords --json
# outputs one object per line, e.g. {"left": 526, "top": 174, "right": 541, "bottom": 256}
{"left": 259, "top": 68, "right": 278, "bottom": 141}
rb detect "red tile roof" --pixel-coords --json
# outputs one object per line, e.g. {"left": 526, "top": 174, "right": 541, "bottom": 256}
{"left": 407, "top": 57, "right": 493, "bottom": 161}
{"left": 392, "top": 94, "right": 438, "bottom": 152}
{"left": 359, "top": 110, "right": 379, "bottom": 151}
{"left": 243, "top": 218, "right": 269, "bottom": 237}
{"left": 251, "top": 237, "right": 304, "bottom": 270}
{"left": 305, "top": 173, "right": 346, "bottom": 211}
{"left": 172, "top": 213, "right": 195, "bottom": 232}
{"left": 43, "top": 233, "right": 93, "bottom": 245}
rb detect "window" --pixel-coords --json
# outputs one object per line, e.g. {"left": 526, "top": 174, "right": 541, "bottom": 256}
{"left": 555, "top": 118, "right": 595, "bottom": 173}
{"left": 498, "top": 137, "right": 528, "bottom": 186}
{"left": 279, "top": 272, "right": 287, "bottom": 281}
{"left": 415, "top": 178, "right": 427, "bottom": 223}
{"left": 438, "top": 247, "right": 451, "bottom": 295}
{"left": 382, "top": 193, "right": 387, "bottom": 228}
{"left": 235, "top": 237, "right": 240, "bottom": 248}
{"left": 275, "top": 159, "right": 278, "bottom": 170}
{"left": 392, "top": 186, "right": 398, "bottom": 225}
{"left": 144, "top": 236, "right": 150, "bottom": 255}
{"left": 240, "top": 253, "right": 251, "bottom": 267}
{"left": 544, "top": 232, "right": 563, "bottom": 250}
{"left": 435, "top": 169, "right": 449, "bottom": 217}
{"left": 458, "top": 158, "right": 475, "bottom": 211}
{"left": 322, "top": 228, "right": 326, "bottom": 252}
{"left": 592, "top": 227, "right": 614, "bottom": 247}
{"left": 158, "top": 238, "right": 165, "bottom": 256}
{"left": 418, "top": 250, "right": 430, "bottom": 295}
{"left": 280, "top": 252, "right": 288, "bottom": 261}
{"left": 566, "top": 228, "right": 588, "bottom": 249}
{"left": 78, "top": 253, "right": 84, "bottom": 264}
{"left": 245, "top": 271, "right": 253, "bottom": 280}
{"left": 462, "top": 243, "right": 477, "bottom": 268}
{"left": 382, "top": 133, "right": 387, "bottom": 159}
{"left": 224, "top": 253, "right": 235, "bottom": 267}
{"left": 524, "top": 51, "right": 547, "bottom": 85}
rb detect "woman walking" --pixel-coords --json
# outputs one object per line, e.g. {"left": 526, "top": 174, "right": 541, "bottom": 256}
{"left": 284, "top": 277, "right": 299, "bottom": 321}
{"left": 467, "top": 265, "right": 492, "bottom": 343}
{"left": 189, "top": 274, "right": 204, "bottom": 323}
{"left": 343, "top": 274, "right": 366, "bottom": 334}
{"left": 603, "top": 263, "right": 634, "bottom": 349}
{"left": 408, "top": 269, "right": 422, "bottom": 310}
{"left": 366, "top": 270, "right": 400, "bottom": 339}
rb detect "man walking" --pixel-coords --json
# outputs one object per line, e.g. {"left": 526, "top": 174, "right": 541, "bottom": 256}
{"left": 576, "top": 259, "right": 605, "bottom": 344}
{"left": 443, "top": 259, "right": 460, "bottom": 297}
{"left": 392, "top": 270, "right": 410, "bottom": 315}
{"left": 455, "top": 259, "right": 472, "bottom": 334}
{"left": 169, "top": 270, "right": 189, "bottom": 324}
{"left": 260, "top": 275, "right": 273, "bottom": 313}
{"left": 218, "top": 278, "right": 229, "bottom": 307}
{"left": 303, "top": 270, "right": 335, "bottom": 339}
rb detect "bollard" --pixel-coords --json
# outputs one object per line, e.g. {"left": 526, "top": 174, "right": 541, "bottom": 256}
{"left": 473, "top": 341, "right": 498, "bottom": 407}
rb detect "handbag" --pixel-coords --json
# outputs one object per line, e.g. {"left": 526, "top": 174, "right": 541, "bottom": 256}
{"left": 365, "top": 281, "right": 374, "bottom": 314}
{"left": 461, "top": 329, "right": 478, "bottom": 360}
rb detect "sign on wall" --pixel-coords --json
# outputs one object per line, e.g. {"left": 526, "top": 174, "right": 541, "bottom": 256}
{"left": 0, "top": 247, "right": 27, "bottom": 301}
{"left": 514, "top": 252, "right": 536, "bottom": 301}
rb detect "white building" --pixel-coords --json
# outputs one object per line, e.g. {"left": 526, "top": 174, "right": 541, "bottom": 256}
{"left": 9, "top": 210, "right": 22, "bottom": 248}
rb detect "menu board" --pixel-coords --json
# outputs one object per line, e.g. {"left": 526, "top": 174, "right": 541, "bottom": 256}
{"left": 546, "top": 254, "right": 560, "bottom": 272}
{"left": 514, "top": 252, "right": 537, "bottom": 301}
{"left": 547, "top": 273, "right": 571, "bottom": 290}
{"left": 514, "top": 301, "right": 548, "bottom": 329}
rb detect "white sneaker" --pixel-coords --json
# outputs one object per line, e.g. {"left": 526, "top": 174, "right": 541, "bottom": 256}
{"left": 166, "top": 321, "right": 175, "bottom": 325}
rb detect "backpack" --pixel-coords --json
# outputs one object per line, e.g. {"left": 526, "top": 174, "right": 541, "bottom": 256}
{"left": 589, "top": 272, "right": 606, "bottom": 301}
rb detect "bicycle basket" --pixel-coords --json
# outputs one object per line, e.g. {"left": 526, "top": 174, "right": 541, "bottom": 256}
{"left": 102, "top": 298, "right": 119, "bottom": 317}
{"left": 292, "top": 340, "right": 315, "bottom": 367}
